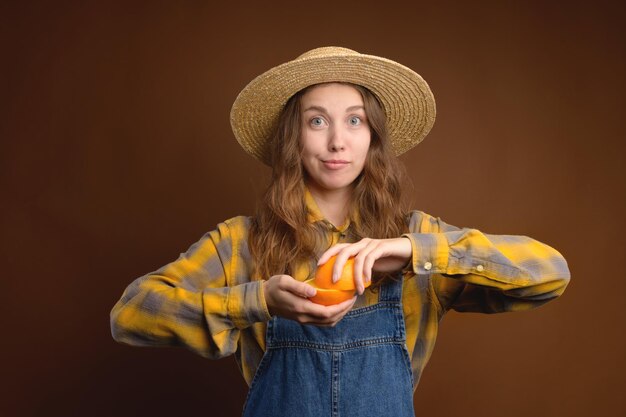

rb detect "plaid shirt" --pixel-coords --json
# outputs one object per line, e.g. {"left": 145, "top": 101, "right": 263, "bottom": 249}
{"left": 111, "top": 191, "right": 570, "bottom": 387}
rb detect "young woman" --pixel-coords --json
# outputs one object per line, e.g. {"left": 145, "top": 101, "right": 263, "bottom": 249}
{"left": 111, "top": 47, "right": 570, "bottom": 416}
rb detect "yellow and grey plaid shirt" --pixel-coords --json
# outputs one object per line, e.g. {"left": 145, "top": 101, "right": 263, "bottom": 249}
{"left": 111, "top": 192, "right": 570, "bottom": 387}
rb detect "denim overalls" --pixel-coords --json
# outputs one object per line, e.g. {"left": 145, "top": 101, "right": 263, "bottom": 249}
{"left": 242, "top": 277, "right": 415, "bottom": 417}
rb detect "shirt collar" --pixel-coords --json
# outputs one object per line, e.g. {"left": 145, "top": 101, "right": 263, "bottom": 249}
{"left": 304, "top": 187, "right": 355, "bottom": 233}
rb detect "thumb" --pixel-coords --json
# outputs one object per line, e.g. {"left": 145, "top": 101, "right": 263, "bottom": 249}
{"left": 285, "top": 279, "right": 317, "bottom": 298}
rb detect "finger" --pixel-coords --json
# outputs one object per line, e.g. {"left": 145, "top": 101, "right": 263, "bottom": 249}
{"left": 332, "top": 240, "right": 369, "bottom": 283}
{"left": 363, "top": 254, "right": 375, "bottom": 283}
{"left": 305, "top": 296, "right": 357, "bottom": 325}
{"left": 324, "top": 296, "right": 358, "bottom": 325}
{"left": 352, "top": 246, "right": 365, "bottom": 294}
{"left": 359, "top": 242, "right": 384, "bottom": 285}
{"left": 326, "top": 295, "right": 356, "bottom": 315}
{"left": 279, "top": 275, "right": 317, "bottom": 298}
{"left": 318, "top": 243, "right": 351, "bottom": 266}
{"left": 302, "top": 295, "right": 356, "bottom": 320}
{"left": 363, "top": 245, "right": 385, "bottom": 282}
{"left": 335, "top": 295, "right": 358, "bottom": 313}
{"left": 352, "top": 240, "right": 379, "bottom": 293}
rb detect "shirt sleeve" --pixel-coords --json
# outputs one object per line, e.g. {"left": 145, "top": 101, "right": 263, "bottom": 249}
{"left": 402, "top": 211, "right": 571, "bottom": 313}
{"left": 110, "top": 216, "right": 271, "bottom": 359}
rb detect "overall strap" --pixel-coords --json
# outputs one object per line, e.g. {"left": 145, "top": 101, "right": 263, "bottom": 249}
{"left": 377, "top": 273, "right": 403, "bottom": 303}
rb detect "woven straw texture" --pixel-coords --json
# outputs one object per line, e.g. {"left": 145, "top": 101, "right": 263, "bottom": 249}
{"left": 230, "top": 47, "right": 436, "bottom": 165}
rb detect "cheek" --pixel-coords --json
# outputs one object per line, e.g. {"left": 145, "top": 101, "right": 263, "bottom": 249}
{"left": 300, "top": 140, "right": 317, "bottom": 172}
{"left": 358, "top": 136, "right": 371, "bottom": 161}
{"left": 301, "top": 144, "right": 317, "bottom": 163}
{"left": 300, "top": 132, "right": 318, "bottom": 155}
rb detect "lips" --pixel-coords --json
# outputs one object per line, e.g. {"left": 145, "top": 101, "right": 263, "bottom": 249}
{"left": 322, "top": 159, "right": 349, "bottom": 170}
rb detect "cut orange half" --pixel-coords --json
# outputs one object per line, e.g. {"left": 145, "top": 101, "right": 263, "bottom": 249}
{"left": 304, "top": 278, "right": 355, "bottom": 306}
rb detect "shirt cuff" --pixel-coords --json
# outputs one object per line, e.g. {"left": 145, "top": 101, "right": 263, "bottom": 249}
{"left": 402, "top": 233, "right": 450, "bottom": 274}
{"left": 226, "top": 281, "right": 272, "bottom": 329}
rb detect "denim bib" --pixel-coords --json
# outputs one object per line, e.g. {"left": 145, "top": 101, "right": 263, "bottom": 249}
{"left": 242, "top": 277, "right": 415, "bottom": 417}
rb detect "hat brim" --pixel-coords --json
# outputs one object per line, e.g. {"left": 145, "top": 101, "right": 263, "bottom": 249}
{"left": 230, "top": 50, "right": 436, "bottom": 165}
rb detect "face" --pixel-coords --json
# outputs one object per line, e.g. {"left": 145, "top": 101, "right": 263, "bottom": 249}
{"left": 300, "top": 83, "right": 371, "bottom": 196}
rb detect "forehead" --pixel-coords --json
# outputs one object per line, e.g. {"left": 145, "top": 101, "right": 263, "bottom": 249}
{"left": 300, "top": 83, "right": 364, "bottom": 107}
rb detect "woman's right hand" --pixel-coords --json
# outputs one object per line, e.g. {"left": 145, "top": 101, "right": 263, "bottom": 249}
{"left": 263, "top": 275, "right": 356, "bottom": 327}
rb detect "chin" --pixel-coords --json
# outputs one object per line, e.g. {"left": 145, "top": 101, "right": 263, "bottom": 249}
{"left": 308, "top": 172, "right": 360, "bottom": 193}
{"left": 320, "top": 179, "right": 357, "bottom": 192}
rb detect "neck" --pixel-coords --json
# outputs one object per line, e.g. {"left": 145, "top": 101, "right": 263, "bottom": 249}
{"left": 307, "top": 183, "right": 352, "bottom": 227}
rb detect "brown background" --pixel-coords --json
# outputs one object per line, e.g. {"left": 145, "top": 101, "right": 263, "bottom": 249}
{"left": 2, "top": 1, "right": 625, "bottom": 416}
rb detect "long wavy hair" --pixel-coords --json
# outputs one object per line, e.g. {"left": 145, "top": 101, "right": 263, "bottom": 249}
{"left": 249, "top": 83, "right": 410, "bottom": 283}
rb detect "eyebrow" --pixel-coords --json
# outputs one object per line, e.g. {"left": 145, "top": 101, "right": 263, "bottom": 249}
{"left": 303, "top": 105, "right": 365, "bottom": 113}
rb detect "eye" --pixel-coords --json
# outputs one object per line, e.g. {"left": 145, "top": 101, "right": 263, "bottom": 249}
{"left": 310, "top": 117, "right": 325, "bottom": 127}
{"left": 349, "top": 116, "right": 362, "bottom": 126}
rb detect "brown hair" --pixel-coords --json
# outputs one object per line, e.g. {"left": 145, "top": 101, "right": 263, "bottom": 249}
{"left": 249, "top": 83, "right": 410, "bottom": 283}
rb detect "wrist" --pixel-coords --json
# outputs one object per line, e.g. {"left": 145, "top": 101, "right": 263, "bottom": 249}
{"left": 261, "top": 280, "right": 275, "bottom": 317}
{"left": 401, "top": 232, "right": 449, "bottom": 274}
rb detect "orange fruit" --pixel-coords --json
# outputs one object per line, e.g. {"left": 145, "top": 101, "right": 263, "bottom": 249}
{"left": 314, "top": 256, "right": 370, "bottom": 291}
{"left": 304, "top": 278, "right": 355, "bottom": 306}
{"left": 303, "top": 255, "right": 371, "bottom": 306}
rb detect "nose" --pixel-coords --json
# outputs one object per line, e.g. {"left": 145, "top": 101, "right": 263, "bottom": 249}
{"left": 328, "top": 126, "right": 346, "bottom": 152}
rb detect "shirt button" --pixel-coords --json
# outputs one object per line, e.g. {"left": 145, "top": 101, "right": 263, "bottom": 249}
{"left": 424, "top": 262, "right": 432, "bottom": 271}
{"left": 476, "top": 264, "right": 485, "bottom": 272}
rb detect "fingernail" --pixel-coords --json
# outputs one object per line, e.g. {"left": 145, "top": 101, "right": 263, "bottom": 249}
{"left": 306, "top": 287, "right": 317, "bottom": 297}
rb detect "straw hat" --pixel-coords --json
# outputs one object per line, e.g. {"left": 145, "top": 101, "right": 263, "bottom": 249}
{"left": 230, "top": 46, "right": 436, "bottom": 165}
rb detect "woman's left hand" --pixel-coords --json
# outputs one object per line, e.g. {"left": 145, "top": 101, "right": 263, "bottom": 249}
{"left": 317, "top": 237, "right": 413, "bottom": 295}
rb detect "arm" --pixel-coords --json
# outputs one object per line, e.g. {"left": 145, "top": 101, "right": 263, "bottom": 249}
{"left": 109, "top": 217, "right": 271, "bottom": 359}
{"left": 404, "top": 211, "right": 571, "bottom": 313}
